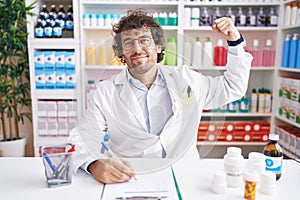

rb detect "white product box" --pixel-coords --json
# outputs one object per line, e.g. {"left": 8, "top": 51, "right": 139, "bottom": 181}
{"left": 38, "top": 117, "right": 47, "bottom": 136}
{"left": 47, "top": 117, "right": 58, "bottom": 136}
{"left": 58, "top": 117, "right": 68, "bottom": 136}
{"left": 57, "top": 101, "right": 68, "bottom": 117}
{"left": 67, "top": 101, "right": 77, "bottom": 117}
{"left": 47, "top": 101, "right": 57, "bottom": 117}
{"left": 37, "top": 101, "right": 47, "bottom": 117}
{"left": 67, "top": 117, "right": 77, "bottom": 134}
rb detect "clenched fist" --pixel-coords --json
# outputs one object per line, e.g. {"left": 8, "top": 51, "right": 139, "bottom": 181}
{"left": 212, "top": 17, "right": 241, "bottom": 42}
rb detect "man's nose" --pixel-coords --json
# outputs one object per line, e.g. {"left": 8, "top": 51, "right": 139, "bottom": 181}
{"left": 132, "top": 40, "right": 142, "bottom": 51}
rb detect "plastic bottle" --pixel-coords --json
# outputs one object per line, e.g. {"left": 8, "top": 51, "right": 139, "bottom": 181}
{"left": 192, "top": 37, "right": 202, "bottom": 68}
{"left": 257, "top": 7, "right": 266, "bottom": 27}
{"left": 284, "top": 3, "right": 292, "bottom": 27}
{"left": 247, "top": 152, "right": 266, "bottom": 176}
{"left": 52, "top": 19, "right": 62, "bottom": 38}
{"left": 212, "top": 7, "right": 221, "bottom": 23}
{"left": 214, "top": 39, "right": 227, "bottom": 66}
{"left": 57, "top": 5, "right": 66, "bottom": 21}
{"left": 297, "top": 7, "right": 300, "bottom": 25}
{"left": 86, "top": 80, "right": 96, "bottom": 109}
{"left": 104, "top": 14, "right": 112, "bottom": 27}
{"left": 67, "top": 5, "right": 73, "bottom": 17}
{"left": 191, "top": 7, "right": 200, "bottom": 27}
{"left": 291, "top": 2, "right": 299, "bottom": 25}
{"left": 44, "top": 19, "right": 53, "bottom": 38}
{"left": 57, "top": 14, "right": 65, "bottom": 30}
{"left": 200, "top": 7, "right": 211, "bottom": 26}
{"left": 98, "top": 47, "right": 108, "bottom": 65}
{"left": 236, "top": 7, "right": 246, "bottom": 26}
{"left": 223, "top": 147, "right": 244, "bottom": 188}
{"left": 260, "top": 171, "right": 276, "bottom": 195}
{"left": 249, "top": 39, "right": 262, "bottom": 66}
{"left": 258, "top": 88, "right": 265, "bottom": 113}
{"left": 246, "top": 7, "right": 256, "bottom": 27}
{"left": 227, "top": 101, "right": 238, "bottom": 113}
{"left": 264, "top": 89, "right": 272, "bottom": 113}
{"left": 34, "top": 19, "right": 44, "bottom": 38}
{"left": 39, "top": 12, "right": 47, "bottom": 28}
{"left": 41, "top": 4, "right": 49, "bottom": 19}
{"left": 83, "top": 14, "right": 90, "bottom": 26}
{"left": 263, "top": 133, "right": 283, "bottom": 181}
{"left": 244, "top": 170, "right": 259, "bottom": 200}
{"left": 289, "top": 33, "right": 299, "bottom": 68}
{"left": 226, "top": 7, "right": 236, "bottom": 25}
{"left": 251, "top": 88, "right": 258, "bottom": 113}
{"left": 159, "top": 12, "right": 168, "bottom": 26}
{"left": 203, "top": 37, "right": 213, "bottom": 67}
{"left": 65, "top": 12, "right": 74, "bottom": 31}
{"left": 240, "top": 95, "right": 249, "bottom": 113}
{"left": 165, "top": 37, "right": 177, "bottom": 66}
{"left": 87, "top": 41, "right": 96, "bottom": 65}
{"left": 281, "top": 34, "right": 291, "bottom": 67}
{"left": 49, "top": 4, "right": 57, "bottom": 20}
{"left": 183, "top": 8, "right": 191, "bottom": 27}
{"left": 296, "top": 37, "right": 300, "bottom": 68}
{"left": 266, "top": 7, "right": 278, "bottom": 27}
{"left": 153, "top": 12, "right": 160, "bottom": 24}
{"left": 90, "top": 13, "right": 97, "bottom": 27}
{"left": 168, "top": 12, "right": 178, "bottom": 26}
{"left": 183, "top": 39, "right": 192, "bottom": 65}
{"left": 262, "top": 39, "right": 275, "bottom": 66}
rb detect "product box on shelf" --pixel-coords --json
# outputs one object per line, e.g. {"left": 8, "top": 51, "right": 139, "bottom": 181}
{"left": 251, "top": 132, "right": 269, "bottom": 142}
{"left": 233, "top": 131, "right": 252, "bottom": 142}
{"left": 234, "top": 122, "right": 252, "bottom": 132}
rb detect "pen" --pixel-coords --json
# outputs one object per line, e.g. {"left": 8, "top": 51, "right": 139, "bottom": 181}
{"left": 54, "top": 144, "right": 76, "bottom": 178}
{"left": 101, "top": 142, "right": 136, "bottom": 180}
{"left": 42, "top": 151, "right": 56, "bottom": 172}
{"left": 115, "top": 196, "right": 168, "bottom": 200}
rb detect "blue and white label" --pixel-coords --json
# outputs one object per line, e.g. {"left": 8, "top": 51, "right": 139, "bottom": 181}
{"left": 265, "top": 156, "right": 283, "bottom": 174}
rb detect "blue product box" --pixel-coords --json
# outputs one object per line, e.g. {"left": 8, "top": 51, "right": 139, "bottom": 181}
{"left": 35, "top": 69, "right": 45, "bottom": 89}
{"left": 45, "top": 69, "right": 56, "bottom": 89}
{"left": 34, "top": 51, "right": 45, "bottom": 70}
{"left": 56, "top": 69, "right": 66, "bottom": 89}
{"left": 44, "top": 51, "right": 55, "bottom": 71}
{"left": 55, "top": 51, "right": 65, "bottom": 71}
{"left": 66, "top": 69, "right": 75, "bottom": 89}
{"left": 65, "top": 51, "right": 75, "bottom": 70}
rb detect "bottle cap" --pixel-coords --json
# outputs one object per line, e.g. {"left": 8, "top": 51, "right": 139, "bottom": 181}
{"left": 217, "top": 39, "right": 223, "bottom": 46}
{"left": 227, "top": 147, "right": 242, "bottom": 157}
{"left": 260, "top": 171, "right": 276, "bottom": 195}
{"left": 269, "top": 133, "right": 279, "bottom": 141}
{"left": 247, "top": 152, "right": 265, "bottom": 174}
{"left": 244, "top": 169, "right": 258, "bottom": 182}
{"left": 210, "top": 171, "right": 226, "bottom": 194}
{"left": 266, "top": 39, "right": 272, "bottom": 47}
{"left": 253, "top": 39, "right": 259, "bottom": 47}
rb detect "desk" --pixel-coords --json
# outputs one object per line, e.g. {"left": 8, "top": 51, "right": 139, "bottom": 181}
{"left": 173, "top": 159, "right": 300, "bottom": 200}
{"left": 0, "top": 158, "right": 102, "bottom": 200}
{"left": 0, "top": 158, "right": 299, "bottom": 200}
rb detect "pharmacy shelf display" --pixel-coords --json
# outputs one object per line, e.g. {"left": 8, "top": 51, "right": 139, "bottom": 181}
{"left": 26, "top": 0, "right": 81, "bottom": 156}
{"left": 273, "top": 0, "right": 300, "bottom": 159}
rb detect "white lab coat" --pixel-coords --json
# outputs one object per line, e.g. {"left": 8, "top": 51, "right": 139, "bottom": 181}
{"left": 68, "top": 51, "right": 253, "bottom": 172}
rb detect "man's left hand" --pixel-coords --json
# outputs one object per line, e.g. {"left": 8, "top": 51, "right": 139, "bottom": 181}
{"left": 212, "top": 17, "right": 241, "bottom": 42}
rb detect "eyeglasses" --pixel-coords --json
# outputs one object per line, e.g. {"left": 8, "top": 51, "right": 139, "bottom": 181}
{"left": 122, "top": 35, "right": 152, "bottom": 51}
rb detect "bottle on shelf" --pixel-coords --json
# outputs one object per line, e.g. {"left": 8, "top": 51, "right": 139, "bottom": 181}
{"left": 226, "top": 7, "right": 236, "bottom": 25}
{"left": 192, "top": 37, "right": 202, "bottom": 68}
{"left": 296, "top": 36, "right": 300, "bottom": 69}
{"left": 284, "top": 3, "right": 292, "bottom": 27}
{"left": 86, "top": 41, "right": 96, "bottom": 65}
{"left": 266, "top": 7, "right": 278, "bottom": 27}
{"left": 49, "top": 4, "right": 57, "bottom": 20}
{"left": 200, "top": 7, "right": 211, "bottom": 26}
{"left": 168, "top": 12, "right": 178, "bottom": 26}
{"left": 44, "top": 19, "right": 53, "bottom": 38}
{"left": 52, "top": 19, "right": 62, "bottom": 38}
{"left": 249, "top": 39, "right": 262, "bottom": 67}
{"left": 98, "top": 47, "right": 108, "bottom": 65}
{"left": 258, "top": 88, "right": 266, "bottom": 113}
{"left": 281, "top": 34, "right": 291, "bottom": 68}
{"left": 203, "top": 37, "right": 213, "bottom": 67}
{"left": 251, "top": 88, "right": 258, "bottom": 113}
{"left": 41, "top": 4, "right": 49, "bottom": 19}
{"left": 57, "top": 14, "right": 65, "bottom": 30}
{"left": 86, "top": 80, "right": 96, "bottom": 109}
{"left": 57, "top": 5, "right": 66, "bottom": 21}
{"left": 289, "top": 33, "right": 299, "bottom": 68}
{"left": 165, "top": 37, "right": 177, "bottom": 66}
{"left": 65, "top": 9, "right": 74, "bottom": 31}
{"left": 191, "top": 7, "right": 200, "bottom": 27}
{"left": 34, "top": 19, "right": 44, "bottom": 38}
{"left": 257, "top": 7, "right": 266, "bottom": 27}
{"left": 183, "top": 7, "right": 191, "bottom": 27}
{"left": 263, "top": 133, "right": 283, "bottom": 181}
{"left": 236, "top": 7, "right": 246, "bottom": 26}
{"left": 264, "top": 89, "right": 272, "bottom": 113}
{"left": 262, "top": 39, "right": 275, "bottom": 67}
{"left": 291, "top": 2, "right": 299, "bottom": 26}
{"left": 240, "top": 95, "right": 249, "bottom": 113}
{"left": 159, "top": 11, "right": 167, "bottom": 26}
{"left": 213, "top": 39, "right": 227, "bottom": 66}
{"left": 212, "top": 7, "right": 221, "bottom": 23}
{"left": 183, "top": 39, "right": 192, "bottom": 66}
{"left": 97, "top": 13, "right": 105, "bottom": 27}
{"left": 246, "top": 7, "right": 256, "bottom": 27}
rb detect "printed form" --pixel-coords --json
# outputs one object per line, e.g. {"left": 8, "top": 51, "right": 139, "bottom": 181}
{"left": 101, "top": 167, "right": 179, "bottom": 199}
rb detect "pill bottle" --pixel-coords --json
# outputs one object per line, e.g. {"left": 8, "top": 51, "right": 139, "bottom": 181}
{"left": 244, "top": 169, "right": 258, "bottom": 200}
{"left": 223, "top": 147, "right": 244, "bottom": 187}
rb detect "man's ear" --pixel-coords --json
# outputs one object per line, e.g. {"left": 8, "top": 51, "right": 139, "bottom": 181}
{"left": 157, "top": 45, "right": 162, "bottom": 53}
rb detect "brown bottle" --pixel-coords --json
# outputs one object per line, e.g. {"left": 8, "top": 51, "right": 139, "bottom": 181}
{"left": 263, "top": 133, "right": 283, "bottom": 180}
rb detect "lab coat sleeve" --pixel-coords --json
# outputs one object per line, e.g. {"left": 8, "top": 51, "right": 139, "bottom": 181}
{"left": 68, "top": 83, "right": 109, "bottom": 174}
{"left": 201, "top": 46, "right": 252, "bottom": 109}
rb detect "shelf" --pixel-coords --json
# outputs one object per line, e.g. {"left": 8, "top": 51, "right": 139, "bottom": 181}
{"left": 35, "top": 136, "right": 69, "bottom": 145}
{"left": 197, "top": 141, "right": 266, "bottom": 146}
{"left": 183, "top": 2, "right": 280, "bottom": 6}
{"left": 33, "top": 90, "right": 77, "bottom": 99}
{"left": 281, "top": 24, "right": 300, "bottom": 30}
{"left": 275, "top": 114, "right": 300, "bottom": 129}
{"left": 183, "top": 27, "right": 279, "bottom": 31}
{"left": 191, "top": 66, "right": 275, "bottom": 71}
{"left": 29, "top": 38, "right": 80, "bottom": 49}
{"left": 283, "top": 149, "right": 299, "bottom": 160}
{"left": 83, "top": 26, "right": 178, "bottom": 31}
{"left": 279, "top": 68, "right": 300, "bottom": 73}
{"left": 82, "top": 0, "right": 178, "bottom": 6}
{"left": 202, "top": 112, "right": 272, "bottom": 117}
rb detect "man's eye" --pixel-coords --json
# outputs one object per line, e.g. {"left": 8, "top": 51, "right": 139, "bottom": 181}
{"left": 140, "top": 38, "right": 150, "bottom": 44}
{"left": 124, "top": 41, "right": 133, "bottom": 47}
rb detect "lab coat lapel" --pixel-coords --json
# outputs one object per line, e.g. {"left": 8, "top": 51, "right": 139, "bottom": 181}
{"left": 114, "top": 70, "right": 148, "bottom": 131}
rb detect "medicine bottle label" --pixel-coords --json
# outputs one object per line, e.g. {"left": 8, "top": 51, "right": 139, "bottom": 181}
{"left": 265, "top": 156, "right": 282, "bottom": 174}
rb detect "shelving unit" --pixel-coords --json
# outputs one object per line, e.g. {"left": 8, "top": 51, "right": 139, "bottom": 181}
{"left": 26, "top": 0, "right": 300, "bottom": 158}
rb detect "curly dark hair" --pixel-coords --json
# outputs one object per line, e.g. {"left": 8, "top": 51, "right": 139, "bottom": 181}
{"left": 112, "top": 8, "right": 165, "bottom": 64}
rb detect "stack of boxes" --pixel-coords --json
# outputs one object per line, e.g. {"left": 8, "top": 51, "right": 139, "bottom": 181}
{"left": 198, "top": 121, "right": 270, "bottom": 143}
{"left": 276, "top": 125, "right": 300, "bottom": 159}
{"left": 34, "top": 50, "right": 76, "bottom": 89}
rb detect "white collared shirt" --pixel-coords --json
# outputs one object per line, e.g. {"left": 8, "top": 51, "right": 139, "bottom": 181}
{"left": 127, "top": 67, "right": 173, "bottom": 135}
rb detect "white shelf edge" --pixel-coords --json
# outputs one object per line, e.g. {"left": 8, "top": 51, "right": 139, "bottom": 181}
{"left": 197, "top": 141, "right": 266, "bottom": 146}
{"left": 29, "top": 38, "right": 80, "bottom": 48}
{"left": 275, "top": 114, "right": 300, "bottom": 129}
{"left": 83, "top": 26, "right": 178, "bottom": 31}
{"left": 202, "top": 112, "right": 272, "bottom": 117}
{"left": 81, "top": 0, "right": 178, "bottom": 6}
{"left": 183, "top": 2, "right": 280, "bottom": 6}
{"left": 191, "top": 67, "right": 275, "bottom": 71}
{"left": 33, "top": 90, "right": 77, "bottom": 99}
{"left": 278, "top": 68, "right": 300, "bottom": 73}
{"left": 183, "top": 27, "right": 279, "bottom": 31}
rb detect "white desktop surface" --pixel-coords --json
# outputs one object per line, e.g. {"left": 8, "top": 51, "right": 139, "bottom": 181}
{"left": 0, "top": 157, "right": 102, "bottom": 200}
{"left": 0, "top": 158, "right": 299, "bottom": 200}
{"left": 173, "top": 158, "right": 300, "bottom": 200}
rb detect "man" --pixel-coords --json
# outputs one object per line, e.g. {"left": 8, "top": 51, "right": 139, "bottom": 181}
{"left": 68, "top": 8, "right": 252, "bottom": 184}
